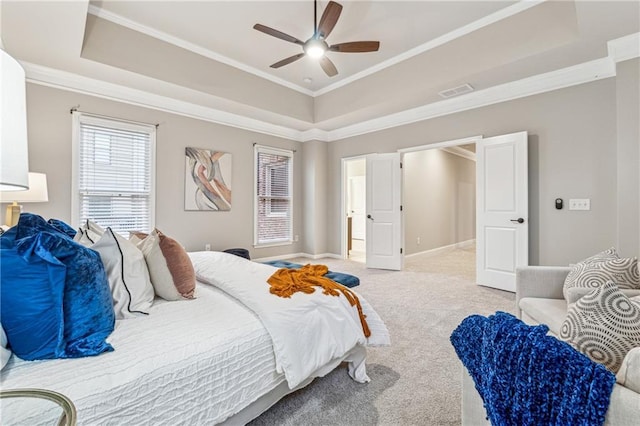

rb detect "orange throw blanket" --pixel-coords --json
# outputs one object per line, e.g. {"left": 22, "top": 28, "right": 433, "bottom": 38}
{"left": 267, "top": 264, "right": 371, "bottom": 338}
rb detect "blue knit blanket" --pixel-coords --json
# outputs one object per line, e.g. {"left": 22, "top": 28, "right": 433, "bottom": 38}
{"left": 450, "top": 312, "right": 615, "bottom": 426}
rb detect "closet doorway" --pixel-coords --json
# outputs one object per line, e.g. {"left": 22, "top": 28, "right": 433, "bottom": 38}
{"left": 402, "top": 143, "right": 477, "bottom": 280}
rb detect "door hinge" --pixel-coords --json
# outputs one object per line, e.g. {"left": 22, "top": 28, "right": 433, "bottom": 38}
{"left": 400, "top": 205, "right": 403, "bottom": 211}
{"left": 400, "top": 162, "right": 403, "bottom": 169}
{"left": 400, "top": 248, "right": 403, "bottom": 254}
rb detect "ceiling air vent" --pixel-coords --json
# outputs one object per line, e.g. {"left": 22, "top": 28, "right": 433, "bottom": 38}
{"left": 438, "top": 83, "right": 474, "bottom": 99}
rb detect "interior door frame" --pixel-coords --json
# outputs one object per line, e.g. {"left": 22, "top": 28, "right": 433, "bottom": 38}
{"left": 340, "top": 136, "right": 482, "bottom": 260}
{"left": 340, "top": 155, "right": 368, "bottom": 259}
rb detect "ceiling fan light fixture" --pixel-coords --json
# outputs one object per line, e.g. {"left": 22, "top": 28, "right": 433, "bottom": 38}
{"left": 304, "top": 39, "right": 327, "bottom": 59}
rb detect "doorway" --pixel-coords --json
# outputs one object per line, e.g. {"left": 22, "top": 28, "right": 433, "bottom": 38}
{"left": 339, "top": 132, "right": 528, "bottom": 290}
{"left": 402, "top": 144, "right": 477, "bottom": 280}
{"left": 344, "top": 157, "right": 366, "bottom": 263}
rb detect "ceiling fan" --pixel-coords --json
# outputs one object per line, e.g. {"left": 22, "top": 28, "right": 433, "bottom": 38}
{"left": 253, "top": 0, "right": 380, "bottom": 77}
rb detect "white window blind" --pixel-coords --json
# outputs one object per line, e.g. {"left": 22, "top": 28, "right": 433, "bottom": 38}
{"left": 254, "top": 145, "right": 293, "bottom": 246}
{"left": 72, "top": 113, "right": 155, "bottom": 235}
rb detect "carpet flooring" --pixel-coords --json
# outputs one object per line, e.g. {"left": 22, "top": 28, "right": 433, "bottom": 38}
{"left": 249, "top": 246, "right": 515, "bottom": 425}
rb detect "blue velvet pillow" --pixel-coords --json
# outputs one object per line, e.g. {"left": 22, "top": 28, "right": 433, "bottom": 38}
{"left": 47, "top": 218, "right": 77, "bottom": 239}
{"left": 22, "top": 233, "right": 115, "bottom": 357}
{"left": 0, "top": 226, "right": 17, "bottom": 249}
{"left": 2, "top": 214, "right": 115, "bottom": 359}
{"left": 0, "top": 243, "right": 67, "bottom": 360}
{"left": 16, "top": 213, "right": 70, "bottom": 241}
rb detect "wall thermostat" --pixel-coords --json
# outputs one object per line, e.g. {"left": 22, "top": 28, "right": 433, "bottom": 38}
{"left": 555, "top": 198, "right": 563, "bottom": 210}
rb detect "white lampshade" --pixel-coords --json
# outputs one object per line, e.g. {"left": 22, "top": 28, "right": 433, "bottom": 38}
{"left": 0, "top": 48, "right": 30, "bottom": 191}
{"left": 0, "top": 172, "right": 48, "bottom": 203}
{"left": 0, "top": 172, "right": 48, "bottom": 226}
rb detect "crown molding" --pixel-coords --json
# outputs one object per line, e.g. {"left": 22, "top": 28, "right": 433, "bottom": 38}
{"left": 22, "top": 30, "right": 637, "bottom": 144}
{"left": 22, "top": 62, "right": 307, "bottom": 141}
{"left": 442, "top": 146, "right": 476, "bottom": 162}
{"left": 88, "top": 1, "right": 545, "bottom": 99}
{"left": 299, "top": 128, "right": 330, "bottom": 142}
{"left": 608, "top": 32, "right": 640, "bottom": 63}
{"left": 327, "top": 57, "right": 616, "bottom": 141}
{"left": 314, "top": 0, "right": 545, "bottom": 96}
{"left": 87, "top": 4, "right": 315, "bottom": 97}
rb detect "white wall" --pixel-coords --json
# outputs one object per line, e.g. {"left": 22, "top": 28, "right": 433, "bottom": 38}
{"left": 616, "top": 58, "right": 640, "bottom": 257}
{"left": 404, "top": 149, "right": 475, "bottom": 255}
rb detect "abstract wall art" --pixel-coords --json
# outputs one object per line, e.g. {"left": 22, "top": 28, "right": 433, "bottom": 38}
{"left": 185, "top": 147, "right": 232, "bottom": 211}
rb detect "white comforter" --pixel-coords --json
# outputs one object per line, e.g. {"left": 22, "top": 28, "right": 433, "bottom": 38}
{"left": 189, "top": 252, "right": 390, "bottom": 388}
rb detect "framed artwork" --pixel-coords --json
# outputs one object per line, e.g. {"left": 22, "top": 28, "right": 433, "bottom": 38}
{"left": 185, "top": 147, "right": 232, "bottom": 211}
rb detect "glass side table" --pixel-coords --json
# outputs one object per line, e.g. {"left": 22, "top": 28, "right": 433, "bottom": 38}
{"left": 0, "top": 388, "right": 77, "bottom": 426}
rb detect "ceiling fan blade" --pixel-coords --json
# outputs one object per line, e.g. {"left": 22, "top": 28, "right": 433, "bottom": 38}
{"left": 253, "top": 24, "right": 304, "bottom": 45}
{"left": 270, "top": 53, "right": 305, "bottom": 69}
{"left": 330, "top": 41, "right": 380, "bottom": 53}
{"left": 317, "top": 1, "right": 343, "bottom": 39}
{"left": 319, "top": 56, "right": 338, "bottom": 77}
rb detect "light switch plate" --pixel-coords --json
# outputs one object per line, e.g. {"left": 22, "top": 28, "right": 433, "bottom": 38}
{"left": 569, "top": 199, "right": 590, "bottom": 210}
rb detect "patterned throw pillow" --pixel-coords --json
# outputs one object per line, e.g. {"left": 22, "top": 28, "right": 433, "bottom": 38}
{"left": 563, "top": 257, "right": 640, "bottom": 299}
{"left": 560, "top": 281, "right": 640, "bottom": 372}
{"left": 581, "top": 247, "right": 619, "bottom": 263}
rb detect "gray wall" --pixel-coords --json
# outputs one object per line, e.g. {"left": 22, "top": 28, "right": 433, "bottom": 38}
{"left": 12, "top": 84, "right": 304, "bottom": 258}
{"left": 404, "top": 149, "right": 476, "bottom": 255}
{"left": 327, "top": 78, "right": 621, "bottom": 266}
{"left": 301, "top": 140, "right": 328, "bottom": 255}
{"left": 616, "top": 58, "right": 640, "bottom": 258}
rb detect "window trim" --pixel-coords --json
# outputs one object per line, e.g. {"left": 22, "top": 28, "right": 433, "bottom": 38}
{"left": 71, "top": 111, "right": 156, "bottom": 232}
{"left": 253, "top": 144, "right": 293, "bottom": 247}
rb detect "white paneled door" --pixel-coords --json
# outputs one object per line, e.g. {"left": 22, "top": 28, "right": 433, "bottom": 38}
{"left": 476, "top": 132, "right": 528, "bottom": 292}
{"left": 366, "top": 153, "right": 403, "bottom": 270}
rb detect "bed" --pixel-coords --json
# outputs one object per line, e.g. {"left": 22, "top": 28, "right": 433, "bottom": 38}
{"left": 0, "top": 251, "right": 390, "bottom": 425}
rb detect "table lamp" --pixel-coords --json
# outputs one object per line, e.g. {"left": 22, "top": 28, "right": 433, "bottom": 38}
{"left": 0, "top": 48, "right": 30, "bottom": 191}
{"left": 0, "top": 172, "right": 49, "bottom": 226}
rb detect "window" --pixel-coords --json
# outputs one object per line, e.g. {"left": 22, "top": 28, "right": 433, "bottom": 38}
{"left": 72, "top": 112, "right": 155, "bottom": 235}
{"left": 254, "top": 145, "right": 293, "bottom": 246}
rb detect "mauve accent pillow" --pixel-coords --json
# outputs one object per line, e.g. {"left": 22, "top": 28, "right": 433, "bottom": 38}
{"left": 133, "top": 229, "right": 196, "bottom": 299}
{"left": 134, "top": 230, "right": 183, "bottom": 301}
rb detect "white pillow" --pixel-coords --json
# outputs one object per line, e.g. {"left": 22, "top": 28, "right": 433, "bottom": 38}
{"left": 91, "top": 228, "right": 154, "bottom": 319}
{"left": 617, "top": 347, "right": 640, "bottom": 394}
{"left": 0, "top": 323, "right": 11, "bottom": 370}
{"left": 73, "top": 228, "right": 94, "bottom": 246}
{"left": 81, "top": 219, "right": 105, "bottom": 243}
{"left": 133, "top": 230, "right": 184, "bottom": 301}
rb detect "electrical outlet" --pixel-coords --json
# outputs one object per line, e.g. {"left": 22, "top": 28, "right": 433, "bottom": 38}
{"left": 569, "top": 199, "right": 591, "bottom": 211}
{"left": 416, "top": 237, "right": 421, "bottom": 245}
{"left": 205, "top": 243, "right": 211, "bottom": 251}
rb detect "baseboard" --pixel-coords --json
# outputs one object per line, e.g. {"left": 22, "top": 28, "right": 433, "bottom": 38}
{"left": 405, "top": 239, "right": 476, "bottom": 259}
{"left": 253, "top": 252, "right": 343, "bottom": 262}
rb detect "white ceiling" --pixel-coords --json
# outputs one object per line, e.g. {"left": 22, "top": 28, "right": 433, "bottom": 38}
{"left": 1, "top": 1, "right": 639, "bottom": 135}
{"left": 89, "top": 0, "right": 518, "bottom": 92}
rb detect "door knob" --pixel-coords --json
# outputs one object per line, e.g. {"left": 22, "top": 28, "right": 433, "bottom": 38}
{"left": 367, "top": 214, "right": 374, "bottom": 221}
{"left": 510, "top": 218, "right": 525, "bottom": 224}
